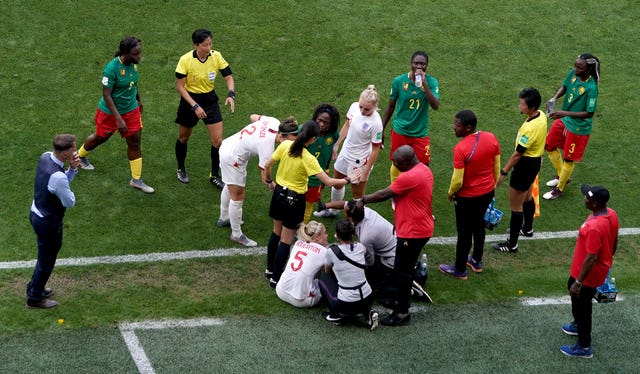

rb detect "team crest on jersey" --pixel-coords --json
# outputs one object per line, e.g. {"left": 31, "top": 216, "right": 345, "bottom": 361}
{"left": 325, "top": 137, "right": 333, "bottom": 146}
{"left": 362, "top": 122, "right": 371, "bottom": 131}
{"left": 578, "top": 86, "right": 585, "bottom": 95}
{"left": 402, "top": 82, "right": 409, "bottom": 91}
{"left": 134, "top": 64, "right": 138, "bottom": 72}
{"left": 120, "top": 68, "right": 126, "bottom": 76}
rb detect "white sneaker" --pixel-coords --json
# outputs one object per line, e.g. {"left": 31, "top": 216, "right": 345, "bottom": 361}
{"left": 543, "top": 187, "right": 563, "bottom": 200}
{"left": 546, "top": 177, "right": 559, "bottom": 187}
{"left": 129, "top": 178, "right": 155, "bottom": 193}
{"left": 369, "top": 310, "right": 379, "bottom": 331}
{"left": 313, "top": 208, "right": 339, "bottom": 218}
{"left": 79, "top": 157, "right": 94, "bottom": 170}
{"left": 231, "top": 234, "right": 257, "bottom": 247}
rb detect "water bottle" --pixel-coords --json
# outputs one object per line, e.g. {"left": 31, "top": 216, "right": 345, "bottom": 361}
{"left": 546, "top": 99, "right": 555, "bottom": 116}
{"left": 414, "top": 253, "right": 428, "bottom": 286}
{"left": 415, "top": 73, "right": 422, "bottom": 87}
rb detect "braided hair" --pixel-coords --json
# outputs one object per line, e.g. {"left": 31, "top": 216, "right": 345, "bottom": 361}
{"left": 578, "top": 53, "right": 600, "bottom": 83}
{"left": 114, "top": 36, "right": 141, "bottom": 57}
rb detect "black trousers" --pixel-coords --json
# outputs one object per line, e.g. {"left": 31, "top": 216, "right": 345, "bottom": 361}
{"left": 392, "top": 237, "right": 430, "bottom": 314}
{"left": 454, "top": 191, "right": 494, "bottom": 272}
{"left": 568, "top": 276, "right": 597, "bottom": 348}
{"left": 27, "top": 212, "right": 64, "bottom": 303}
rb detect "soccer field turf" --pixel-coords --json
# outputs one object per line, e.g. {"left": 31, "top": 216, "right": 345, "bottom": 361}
{"left": 1, "top": 1, "right": 639, "bottom": 371}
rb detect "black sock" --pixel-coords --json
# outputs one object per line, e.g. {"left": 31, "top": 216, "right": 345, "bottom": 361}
{"left": 509, "top": 211, "right": 523, "bottom": 246}
{"left": 175, "top": 140, "right": 188, "bottom": 170}
{"left": 211, "top": 146, "right": 220, "bottom": 176}
{"left": 272, "top": 242, "right": 292, "bottom": 282}
{"left": 266, "top": 233, "right": 280, "bottom": 272}
{"left": 522, "top": 199, "right": 535, "bottom": 233}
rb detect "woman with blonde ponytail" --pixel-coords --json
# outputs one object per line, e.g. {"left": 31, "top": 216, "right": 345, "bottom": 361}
{"left": 275, "top": 221, "right": 329, "bottom": 307}
{"left": 314, "top": 85, "right": 383, "bottom": 217}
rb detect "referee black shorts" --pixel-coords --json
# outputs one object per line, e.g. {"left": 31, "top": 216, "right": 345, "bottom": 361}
{"left": 269, "top": 184, "right": 306, "bottom": 230}
{"left": 175, "top": 90, "right": 223, "bottom": 128}
{"left": 510, "top": 156, "right": 541, "bottom": 192}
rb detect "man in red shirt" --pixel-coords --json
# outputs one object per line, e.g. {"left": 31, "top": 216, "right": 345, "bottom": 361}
{"left": 440, "top": 110, "right": 500, "bottom": 279}
{"left": 560, "top": 184, "right": 619, "bottom": 358}
{"left": 358, "top": 145, "right": 434, "bottom": 326}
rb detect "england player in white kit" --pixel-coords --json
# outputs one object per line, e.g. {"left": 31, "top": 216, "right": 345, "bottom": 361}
{"left": 218, "top": 115, "right": 298, "bottom": 246}
{"left": 276, "top": 221, "right": 328, "bottom": 307}
{"left": 315, "top": 85, "right": 382, "bottom": 218}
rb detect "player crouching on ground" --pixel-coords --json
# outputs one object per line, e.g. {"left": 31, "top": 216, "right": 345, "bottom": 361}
{"left": 318, "top": 219, "right": 378, "bottom": 330}
{"left": 318, "top": 199, "right": 432, "bottom": 304}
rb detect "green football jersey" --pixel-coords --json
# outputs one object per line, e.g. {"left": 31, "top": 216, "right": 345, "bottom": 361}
{"left": 306, "top": 131, "right": 339, "bottom": 187}
{"left": 560, "top": 68, "right": 598, "bottom": 135}
{"left": 98, "top": 57, "right": 139, "bottom": 115}
{"left": 389, "top": 72, "right": 440, "bottom": 137}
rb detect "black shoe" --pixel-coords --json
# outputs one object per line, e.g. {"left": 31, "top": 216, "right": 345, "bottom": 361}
{"left": 411, "top": 281, "right": 433, "bottom": 303}
{"left": 264, "top": 269, "right": 273, "bottom": 280}
{"left": 380, "top": 312, "right": 411, "bottom": 326}
{"left": 321, "top": 311, "right": 343, "bottom": 325}
{"left": 491, "top": 241, "right": 518, "bottom": 253}
{"left": 26, "top": 299, "right": 59, "bottom": 309}
{"left": 268, "top": 278, "right": 277, "bottom": 289}
{"left": 209, "top": 174, "right": 225, "bottom": 189}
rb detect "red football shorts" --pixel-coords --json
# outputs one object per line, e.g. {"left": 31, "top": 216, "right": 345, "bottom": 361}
{"left": 94, "top": 107, "right": 142, "bottom": 138}
{"left": 305, "top": 185, "right": 322, "bottom": 203}
{"left": 390, "top": 130, "right": 431, "bottom": 164}
{"left": 545, "top": 118, "right": 590, "bottom": 161}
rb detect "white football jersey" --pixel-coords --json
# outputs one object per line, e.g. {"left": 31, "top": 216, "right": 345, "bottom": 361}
{"left": 276, "top": 240, "right": 327, "bottom": 304}
{"left": 337, "top": 102, "right": 383, "bottom": 163}
{"left": 220, "top": 116, "right": 280, "bottom": 170}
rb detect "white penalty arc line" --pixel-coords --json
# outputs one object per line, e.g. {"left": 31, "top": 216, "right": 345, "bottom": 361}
{"left": 118, "top": 318, "right": 224, "bottom": 374}
{"left": 2, "top": 228, "right": 639, "bottom": 270}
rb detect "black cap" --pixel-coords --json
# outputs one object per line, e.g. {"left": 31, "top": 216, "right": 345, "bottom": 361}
{"left": 581, "top": 184, "right": 610, "bottom": 205}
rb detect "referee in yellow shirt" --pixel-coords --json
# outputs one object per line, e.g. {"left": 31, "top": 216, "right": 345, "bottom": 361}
{"left": 174, "top": 28, "right": 235, "bottom": 188}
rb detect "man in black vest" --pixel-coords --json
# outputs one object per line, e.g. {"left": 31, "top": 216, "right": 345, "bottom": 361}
{"left": 27, "top": 134, "right": 80, "bottom": 309}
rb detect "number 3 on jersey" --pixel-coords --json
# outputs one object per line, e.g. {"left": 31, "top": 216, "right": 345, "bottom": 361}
{"left": 290, "top": 250, "right": 307, "bottom": 271}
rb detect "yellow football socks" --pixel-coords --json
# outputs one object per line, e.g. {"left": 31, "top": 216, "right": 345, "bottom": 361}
{"left": 78, "top": 145, "right": 89, "bottom": 158}
{"left": 304, "top": 202, "right": 314, "bottom": 224}
{"left": 130, "top": 158, "right": 142, "bottom": 180}
{"left": 547, "top": 149, "right": 563, "bottom": 177}
{"left": 558, "top": 161, "right": 574, "bottom": 191}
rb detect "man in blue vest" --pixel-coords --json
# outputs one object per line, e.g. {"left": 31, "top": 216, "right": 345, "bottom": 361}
{"left": 26, "top": 134, "right": 81, "bottom": 309}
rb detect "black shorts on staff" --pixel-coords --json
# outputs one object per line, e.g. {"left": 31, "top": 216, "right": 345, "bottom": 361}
{"left": 269, "top": 184, "right": 306, "bottom": 230}
{"left": 175, "top": 90, "right": 223, "bottom": 127}
{"left": 510, "top": 156, "right": 541, "bottom": 191}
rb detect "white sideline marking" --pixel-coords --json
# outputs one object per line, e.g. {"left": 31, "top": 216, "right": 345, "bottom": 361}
{"left": 1, "top": 228, "right": 638, "bottom": 270}
{"left": 520, "top": 295, "right": 624, "bottom": 306}
{"left": 119, "top": 318, "right": 224, "bottom": 374}
{"left": 521, "top": 296, "right": 571, "bottom": 306}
